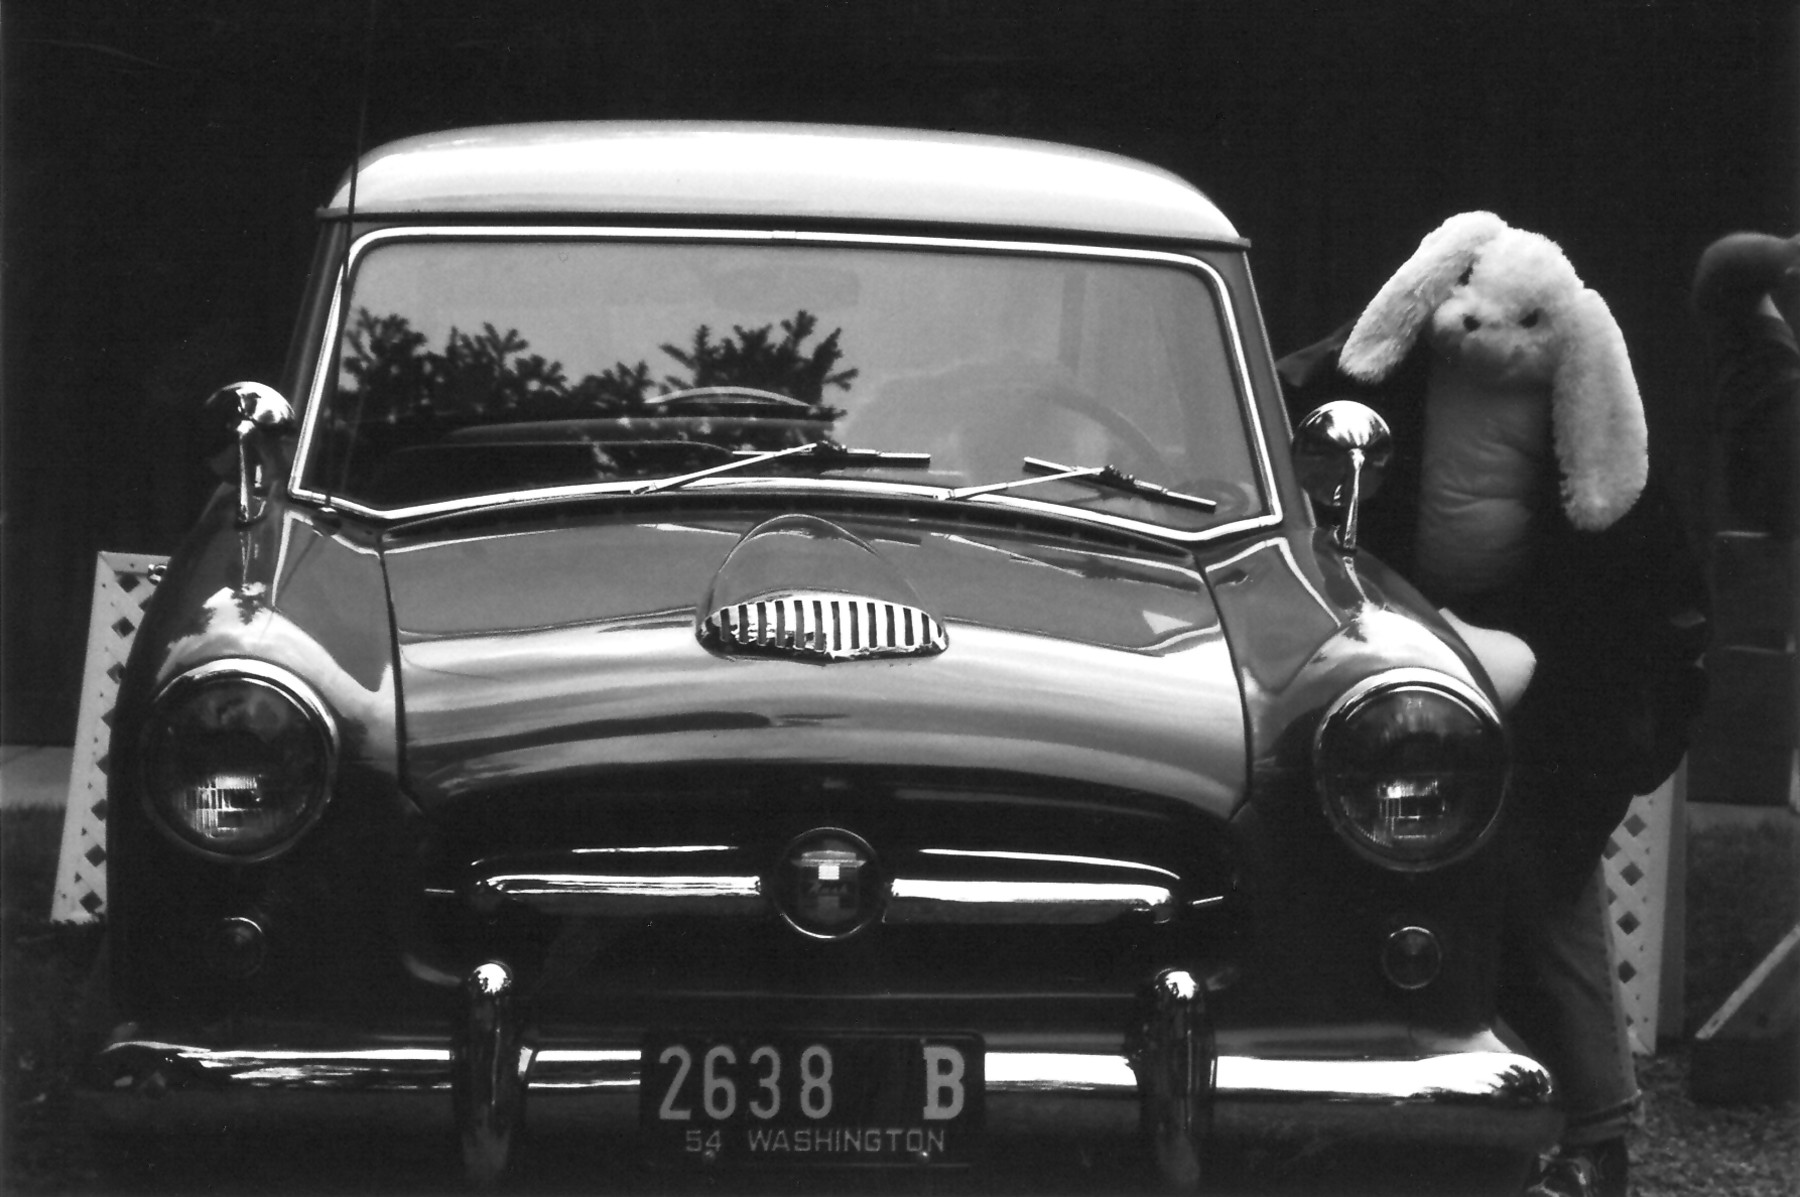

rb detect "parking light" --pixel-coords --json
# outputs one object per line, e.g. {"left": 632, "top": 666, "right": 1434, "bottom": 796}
{"left": 1381, "top": 925, "right": 1444, "bottom": 991}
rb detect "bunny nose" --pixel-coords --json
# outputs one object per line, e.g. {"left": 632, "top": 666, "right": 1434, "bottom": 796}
{"left": 1462, "top": 315, "right": 1481, "bottom": 332}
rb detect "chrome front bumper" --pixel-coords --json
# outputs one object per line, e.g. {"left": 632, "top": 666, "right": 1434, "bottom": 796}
{"left": 80, "top": 969, "right": 1561, "bottom": 1188}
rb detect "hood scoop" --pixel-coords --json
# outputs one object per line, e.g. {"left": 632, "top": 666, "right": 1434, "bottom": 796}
{"left": 698, "top": 514, "right": 948, "bottom": 662}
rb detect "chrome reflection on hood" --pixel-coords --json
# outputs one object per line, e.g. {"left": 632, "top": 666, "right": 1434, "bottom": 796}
{"left": 698, "top": 514, "right": 948, "bottom": 662}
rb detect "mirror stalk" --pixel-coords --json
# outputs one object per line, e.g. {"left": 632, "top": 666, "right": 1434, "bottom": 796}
{"left": 1291, "top": 401, "right": 1394, "bottom": 556}
{"left": 208, "top": 382, "right": 295, "bottom": 526}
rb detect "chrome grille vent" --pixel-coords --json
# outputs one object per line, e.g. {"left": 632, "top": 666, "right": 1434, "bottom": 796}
{"left": 701, "top": 590, "right": 948, "bottom": 661}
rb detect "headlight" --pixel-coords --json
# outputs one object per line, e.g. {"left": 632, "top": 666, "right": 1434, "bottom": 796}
{"left": 1313, "top": 668, "right": 1507, "bottom": 870}
{"left": 141, "top": 660, "right": 337, "bottom": 861}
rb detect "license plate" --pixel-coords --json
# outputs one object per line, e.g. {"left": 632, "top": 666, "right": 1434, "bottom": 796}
{"left": 640, "top": 1032, "right": 983, "bottom": 1167}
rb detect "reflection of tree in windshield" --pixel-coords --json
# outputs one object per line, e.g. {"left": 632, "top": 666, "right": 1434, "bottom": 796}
{"left": 338, "top": 308, "right": 854, "bottom": 424}
{"left": 659, "top": 312, "right": 857, "bottom": 403}
{"left": 329, "top": 309, "right": 857, "bottom": 501}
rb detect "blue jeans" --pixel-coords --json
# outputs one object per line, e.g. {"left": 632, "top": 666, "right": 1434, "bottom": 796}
{"left": 1499, "top": 863, "right": 1641, "bottom": 1145}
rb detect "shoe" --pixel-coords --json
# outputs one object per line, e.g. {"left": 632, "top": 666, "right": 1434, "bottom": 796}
{"left": 1524, "top": 1138, "right": 1628, "bottom": 1197}
{"left": 1524, "top": 1152, "right": 1596, "bottom": 1197}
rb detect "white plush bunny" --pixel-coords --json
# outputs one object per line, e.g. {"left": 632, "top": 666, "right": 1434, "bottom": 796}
{"left": 1338, "top": 212, "right": 1647, "bottom": 601}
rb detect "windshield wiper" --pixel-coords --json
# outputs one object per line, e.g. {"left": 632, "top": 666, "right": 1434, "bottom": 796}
{"left": 943, "top": 456, "right": 1217, "bottom": 511}
{"left": 631, "top": 440, "right": 932, "bottom": 495}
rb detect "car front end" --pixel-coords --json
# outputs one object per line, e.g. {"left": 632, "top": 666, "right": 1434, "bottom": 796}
{"left": 78, "top": 123, "right": 1558, "bottom": 1193}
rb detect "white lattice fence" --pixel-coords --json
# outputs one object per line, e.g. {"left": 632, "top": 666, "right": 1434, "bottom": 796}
{"left": 1603, "top": 775, "right": 1680, "bottom": 1054}
{"left": 51, "top": 552, "right": 168, "bottom": 924}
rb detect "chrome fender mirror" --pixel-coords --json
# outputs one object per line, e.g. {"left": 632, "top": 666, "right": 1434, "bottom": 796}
{"left": 207, "top": 381, "right": 295, "bottom": 525}
{"left": 1291, "top": 400, "right": 1393, "bottom": 553}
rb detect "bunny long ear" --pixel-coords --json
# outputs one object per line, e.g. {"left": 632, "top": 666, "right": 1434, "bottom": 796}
{"left": 1553, "top": 287, "right": 1648, "bottom": 530}
{"left": 1340, "top": 211, "right": 1510, "bottom": 382}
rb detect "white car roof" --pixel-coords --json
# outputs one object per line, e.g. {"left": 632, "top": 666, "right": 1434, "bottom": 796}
{"left": 327, "top": 121, "right": 1241, "bottom": 243}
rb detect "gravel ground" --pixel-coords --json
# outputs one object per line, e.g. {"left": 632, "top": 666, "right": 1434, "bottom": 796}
{"left": 1631, "top": 1048, "right": 1798, "bottom": 1197}
{"left": 1629, "top": 814, "right": 1800, "bottom": 1195}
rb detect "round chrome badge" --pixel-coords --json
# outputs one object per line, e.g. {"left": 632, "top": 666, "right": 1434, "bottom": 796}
{"left": 774, "top": 829, "right": 883, "bottom": 940}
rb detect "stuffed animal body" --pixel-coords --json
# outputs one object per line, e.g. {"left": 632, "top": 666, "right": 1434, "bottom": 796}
{"left": 1415, "top": 364, "right": 1552, "bottom": 598}
{"left": 1339, "top": 211, "right": 1648, "bottom": 604}
{"left": 1277, "top": 210, "right": 1709, "bottom": 883}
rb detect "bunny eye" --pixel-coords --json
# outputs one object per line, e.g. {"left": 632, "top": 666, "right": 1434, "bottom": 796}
{"left": 1520, "top": 310, "right": 1541, "bottom": 328}
{"left": 1457, "top": 266, "right": 1473, "bottom": 286}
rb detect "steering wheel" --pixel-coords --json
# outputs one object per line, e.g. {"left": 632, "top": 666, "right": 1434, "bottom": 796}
{"left": 1035, "top": 382, "right": 1172, "bottom": 480}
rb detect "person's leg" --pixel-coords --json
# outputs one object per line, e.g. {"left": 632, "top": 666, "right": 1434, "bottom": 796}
{"left": 1542, "top": 865, "right": 1640, "bottom": 1142}
{"left": 1504, "top": 864, "right": 1638, "bottom": 1196}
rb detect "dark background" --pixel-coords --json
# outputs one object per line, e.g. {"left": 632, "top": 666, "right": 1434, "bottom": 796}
{"left": 3, "top": 0, "right": 1795, "bottom": 745}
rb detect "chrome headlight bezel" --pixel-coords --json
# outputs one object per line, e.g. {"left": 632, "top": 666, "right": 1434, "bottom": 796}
{"left": 139, "top": 659, "right": 339, "bottom": 863}
{"left": 1312, "top": 667, "right": 1508, "bottom": 872}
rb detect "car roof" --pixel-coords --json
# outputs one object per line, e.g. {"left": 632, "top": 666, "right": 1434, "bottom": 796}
{"left": 326, "top": 121, "right": 1241, "bottom": 243}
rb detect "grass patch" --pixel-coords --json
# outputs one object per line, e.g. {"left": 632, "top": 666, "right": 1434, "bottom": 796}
{"left": 2, "top": 807, "right": 63, "bottom": 923}
{"left": 3, "top": 808, "right": 106, "bottom": 1192}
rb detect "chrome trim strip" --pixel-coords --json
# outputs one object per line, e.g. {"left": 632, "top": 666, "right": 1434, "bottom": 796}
{"left": 1237, "top": 259, "right": 1289, "bottom": 531}
{"left": 288, "top": 226, "right": 1279, "bottom": 546}
{"left": 97, "top": 1041, "right": 453, "bottom": 1083}
{"left": 1215, "top": 1051, "right": 1555, "bottom": 1107}
{"left": 568, "top": 844, "right": 737, "bottom": 855}
{"left": 292, "top": 258, "right": 347, "bottom": 486}
{"left": 1317, "top": 665, "right": 1502, "bottom": 733}
{"left": 469, "top": 869, "right": 1177, "bottom": 926}
{"left": 150, "top": 659, "right": 342, "bottom": 755}
{"left": 985, "top": 1052, "right": 1138, "bottom": 1094}
{"left": 469, "top": 873, "right": 765, "bottom": 917}
{"left": 527, "top": 1049, "right": 638, "bottom": 1092}
{"left": 886, "top": 879, "right": 1174, "bottom": 925}
{"left": 918, "top": 847, "right": 1181, "bottom": 882}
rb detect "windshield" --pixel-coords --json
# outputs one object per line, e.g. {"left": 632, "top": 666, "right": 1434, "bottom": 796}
{"left": 299, "top": 234, "right": 1265, "bottom": 532}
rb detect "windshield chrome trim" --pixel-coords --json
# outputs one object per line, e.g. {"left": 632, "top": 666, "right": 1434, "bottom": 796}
{"left": 289, "top": 226, "right": 1283, "bottom": 546}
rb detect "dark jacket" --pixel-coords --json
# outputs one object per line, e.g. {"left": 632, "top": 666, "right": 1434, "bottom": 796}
{"left": 1280, "top": 325, "right": 1711, "bottom": 900}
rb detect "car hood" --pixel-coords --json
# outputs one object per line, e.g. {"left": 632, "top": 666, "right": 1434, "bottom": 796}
{"left": 383, "top": 508, "right": 1245, "bottom": 817}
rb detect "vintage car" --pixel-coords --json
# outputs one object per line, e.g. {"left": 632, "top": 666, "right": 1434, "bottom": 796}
{"left": 78, "top": 123, "right": 1560, "bottom": 1191}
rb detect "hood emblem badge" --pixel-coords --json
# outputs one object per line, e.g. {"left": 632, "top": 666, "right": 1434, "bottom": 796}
{"left": 775, "top": 829, "right": 883, "bottom": 940}
{"left": 702, "top": 590, "right": 948, "bottom": 661}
